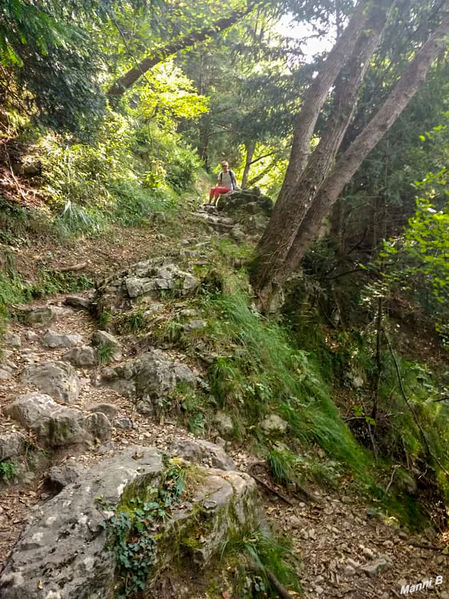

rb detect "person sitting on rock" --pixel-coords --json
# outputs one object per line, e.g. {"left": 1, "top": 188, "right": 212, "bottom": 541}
{"left": 207, "top": 161, "right": 238, "bottom": 206}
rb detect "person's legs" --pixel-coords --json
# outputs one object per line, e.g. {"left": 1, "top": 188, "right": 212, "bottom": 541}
{"left": 208, "top": 187, "right": 217, "bottom": 203}
{"left": 210, "top": 186, "right": 230, "bottom": 206}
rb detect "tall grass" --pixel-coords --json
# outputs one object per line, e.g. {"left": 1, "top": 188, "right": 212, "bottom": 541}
{"left": 202, "top": 288, "right": 372, "bottom": 478}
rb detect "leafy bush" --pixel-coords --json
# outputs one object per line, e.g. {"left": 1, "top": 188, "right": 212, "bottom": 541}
{"left": 0, "top": 460, "right": 17, "bottom": 480}
{"left": 32, "top": 111, "right": 201, "bottom": 235}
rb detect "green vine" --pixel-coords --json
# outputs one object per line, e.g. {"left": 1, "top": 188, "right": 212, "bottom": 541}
{"left": 101, "top": 460, "right": 186, "bottom": 598}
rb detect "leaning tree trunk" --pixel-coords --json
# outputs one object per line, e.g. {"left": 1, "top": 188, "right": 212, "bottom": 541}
{"left": 279, "top": 0, "right": 372, "bottom": 193}
{"left": 251, "top": 0, "right": 393, "bottom": 296}
{"left": 241, "top": 141, "right": 256, "bottom": 188}
{"left": 247, "top": 155, "right": 280, "bottom": 187}
{"left": 107, "top": 4, "right": 255, "bottom": 97}
{"left": 281, "top": 9, "right": 449, "bottom": 280}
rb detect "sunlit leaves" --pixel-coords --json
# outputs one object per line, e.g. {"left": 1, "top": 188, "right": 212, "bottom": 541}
{"left": 137, "top": 61, "right": 209, "bottom": 129}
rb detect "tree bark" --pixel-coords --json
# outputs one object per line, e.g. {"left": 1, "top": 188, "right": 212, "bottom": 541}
{"left": 241, "top": 141, "right": 256, "bottom": 188}
{"left": 107, "top": 4, "right": 255, "bottom": 97}
{"left": 251, "top": 0, "right": 393, "bottom": 294}
{"left": 279, "top": 0, "right": 372, "bottom": 194}
{"left": 281, "top": 9, "right": 449, "bottom": 278}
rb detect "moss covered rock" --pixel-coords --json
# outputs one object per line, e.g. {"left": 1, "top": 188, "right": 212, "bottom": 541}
{"left": 0, "top": 444, "right": 260, "bottom": 599}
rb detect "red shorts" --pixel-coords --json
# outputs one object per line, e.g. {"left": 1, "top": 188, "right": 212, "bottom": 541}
{"left": 209, "top": 186, "right": 231, "bottom": 200}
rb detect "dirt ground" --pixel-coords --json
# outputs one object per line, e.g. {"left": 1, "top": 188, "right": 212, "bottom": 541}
{"left": 1, "top": 218, "right": 448, "bottom": 598}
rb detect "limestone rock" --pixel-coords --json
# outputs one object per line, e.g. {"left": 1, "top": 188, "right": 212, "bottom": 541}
{"left": 114, "top": 417, "right": 134, "bottom": 429}
{"left": 135, "top": 350, "right": 196, "bottom": 402}
{"left": 124, "top": 262, "right": 199, "bottom": 299}
{"left": 4, "top": 393, "right": 91, "bottom": 448}
{"left": 4, "top": 393, "right": 112, "bottom": 448}
{"left": 100, "top": 349, "right": 196, "bottom": 411}
{"left": 4, "top": 333, "right": 21, "bottom": 348}
{"left": 23, "top": 306, "right": 56, "bottom": 326}
{"left": 360, "top": 555, "right": 392, "bottom": 577}
{"left": 230, "top": 225, "right": 246, "bottom": 243}
{"left": 213, "top": 411, "right": 234, "bottom": 437}
{"left": 0, "top": 432, "right": 26, "bottom": 461}
{"left": 91, "top": 330, "right": 122, "bottom": 361}
{"left": 64, "top": 295, "right": 93, "bottom": 310}
{"left": 217, "top": 188, "right": 273, "bottom": 216}
{"left": 94, "top": 258, "right": 199, "bottom": 315}
{"left": 84, "top": 412, "right": 113, "bottom": 442}
{"left": 21, "top": 361, "right": 80, "bottom": 404}
{"left": 0, "top": 445, "right": 259, "bottom": 599}
{"left": 42, "top": 329, "right": 83, "bottom": 349}
{"left": 260, "top": 414, "right": 288, "bottom": 434}
{"left": 45, "top": 463, "right": 86, "bottom": 493}
{"left": 64, "top": 346, "right": 98, "bottom": 367}
{"left": 0, "top": 367, "right": 13, "bottom": 380}
{"left": 183, "top": 319, "right": 207, "bottom": 333}
{"left": 172, "top": 438, "right": 236, "bottom": 470}
{"left": 88, "top": 403, "right": 119, "bottom": 420}
{"left": 24, "top": 330, "right": 39, "bottom": 342}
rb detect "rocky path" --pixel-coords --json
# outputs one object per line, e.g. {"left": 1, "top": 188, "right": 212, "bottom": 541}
{"left": 0, "top": 207, "right": 448, "bottom": 598}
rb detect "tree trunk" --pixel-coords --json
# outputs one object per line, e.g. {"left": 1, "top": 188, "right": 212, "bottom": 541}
{"left": 279, "top": 0, "right": 372, "bottom": 194}
{"left": 107, "top": 5, "right": 254, "bottom": 97}
{"left": 241, "top": 141, "right": 256, "bottom": 188}
{"left": 281, "top": 9, "right": 449, "bottom": 278}
{"left": 251, "top": 0, "right": 393, "bottom": 294}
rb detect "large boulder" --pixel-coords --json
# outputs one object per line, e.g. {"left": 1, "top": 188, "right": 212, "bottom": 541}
{"left": 100, "top": 349, "right": 196, "bottom": 412}
{"left": 217, "top": 188, "right": 273, "bottom": 217}
{"left": 21, "top": 361, "right": 80, "bottom": 404}
{"left": 95, "top": 258, "right": 199, "bottom": 315}
{"left": 4, "top": 393, "right": 111, "bottom": 448}
{"left": 172, "top": 438, "right": 236, "bottom": 471}
{"left": 124, "top": 261, "right": 199, "bottom": 299}
{"left": 0, "top": 445, "right": 260, "bottom": 599}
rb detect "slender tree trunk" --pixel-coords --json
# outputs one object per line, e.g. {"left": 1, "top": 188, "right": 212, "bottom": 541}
{"left": 247, "top": 155, "right": 280, "bottom": 187}
{"left": 198, "top": 116, "right": 211, "bottom": 169}
{"left": 242, "top": 141, "right": 256, "bottom": 188}
{"left": 281, "top": 9, "right": 449, "bottom": 278}
{"left": 107, "top": 4, "right": 254, "bottom": 97}
{"left": 252, "top": 0, "right": 393, "bottom": 294}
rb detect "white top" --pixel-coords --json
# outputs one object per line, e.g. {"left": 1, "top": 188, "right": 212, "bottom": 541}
{"left": 220, "top": 171, "right": 233, "bottom": 188}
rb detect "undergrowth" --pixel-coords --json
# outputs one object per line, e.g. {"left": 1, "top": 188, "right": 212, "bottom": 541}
{"left": 220, "top": 525, "right": 300, "bottom": 598}
{"left": 0, "top": 460, "right": 18, "bottom": 481}
{"left": 200, "top": 285, "right": 371, "bottom": 478}
{"left": 102, "top": 460, "right": 186, "bottom": 599}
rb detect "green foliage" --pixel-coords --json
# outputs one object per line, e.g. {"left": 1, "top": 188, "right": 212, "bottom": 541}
{"left": 103, "top": 461, "right": 186, "bottom": 599}
{"left": 381, "top": 190, "right": 449, "bottom": 341}
{"left": 138, "top": 61, "right": 209, "bottom": 129}
{"left": 32, "top": 112, "right": 201, "bottom": 236}
{"left": 221, "top": 526, "right": 300, "bottom": 598}
{"left": 99, "top": 311, "right": 112, "bottom": 329}
{"left": 97, "top": 342, "right": 116, "bottom": 365}
{"left": 0, "top": 267, "right": 92, "bottom": 316}
{"left": 0, "top": 460, "right": 18, "bottom": 481}
{"left": 115, "top": 308, "right": 149, "bottom": 335}
{"left": 268, "top": 446, "right": 341, "bottom": 489}
{"left": 267, "top": 447, "right": 297, "bottom": 487}
{"left": 0, "top": 0, "right": 154, "bottom": 133}
{"left": 199, "top": 279, "right": 371, "bottom": 478}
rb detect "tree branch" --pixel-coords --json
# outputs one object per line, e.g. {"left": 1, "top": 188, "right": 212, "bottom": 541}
{"left": 107, "top": 3, "right": 257, "bottom": 97}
